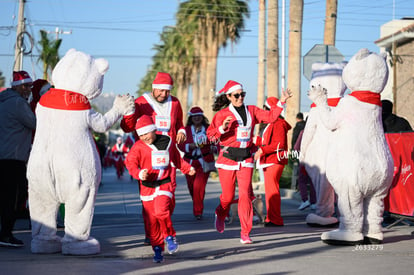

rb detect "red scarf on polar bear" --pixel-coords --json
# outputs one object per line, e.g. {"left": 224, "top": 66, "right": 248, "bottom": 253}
{"left": 39, "top": 88, "right": 91, "bottom": 110}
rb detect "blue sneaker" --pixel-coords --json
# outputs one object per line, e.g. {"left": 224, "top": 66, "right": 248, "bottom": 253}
{"left": 153, "top": 246, "right": 163, "bottom": 263}
{"left": 165, "top": 235, "right": 179, "bottom": 254}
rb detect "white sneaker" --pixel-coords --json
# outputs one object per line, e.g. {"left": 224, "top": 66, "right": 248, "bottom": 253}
{"left": 310, "top": 204, "right": 316, "bottom": 210}
{"left": 298, "top": 200, "right": 311, "bottom": 210}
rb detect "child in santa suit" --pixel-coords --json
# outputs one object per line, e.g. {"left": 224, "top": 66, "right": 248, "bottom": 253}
{"left": 207, "top": 80, "right": 292, "bottom": 244}
{"left": 177, "top": 106, "right": 216, "bottom": 220}
{"left": 125, "top": 115, "right": 195, "bottom": 263}
{"left": 254, "top": 97, "right": 291, "bottom": 227}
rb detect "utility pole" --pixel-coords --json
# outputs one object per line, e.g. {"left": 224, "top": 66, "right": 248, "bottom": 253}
{"left": 14, "top": 0, "right": 26, "bottom": 71}
{"left": 324, "top": 0, "right": 337, "bottom": 46}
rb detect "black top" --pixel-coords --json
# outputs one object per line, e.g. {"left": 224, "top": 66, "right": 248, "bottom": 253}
{"left": 153, "top": 135, "right": 170, "bottom": 150}
{"left": 234, "top": 105, "right": 247, "bottom": 126}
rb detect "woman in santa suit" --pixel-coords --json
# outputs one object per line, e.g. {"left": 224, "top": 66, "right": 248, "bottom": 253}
{"left": 207, "top": 80, "right": 292, "bottom": 244}
{"left": 254, "top": 97, "right": 291, "bottom": 227}
{"left": 177, "top": 106, "right": 216, "bottom": 220}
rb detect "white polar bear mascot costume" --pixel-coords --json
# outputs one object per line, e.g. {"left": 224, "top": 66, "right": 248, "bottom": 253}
{"left": 27, "top": 49, "right": 135, "bottom": 255}
{"left": 308, "top": 48, "right": 394, "bottom": 245}
{"left": 301, "top": 62, "right": 346, "bottom": 227}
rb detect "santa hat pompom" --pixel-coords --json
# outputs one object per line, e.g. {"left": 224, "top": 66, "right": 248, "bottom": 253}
{"left": 152, "top": 72, "right": 173, "bottom": 90}
{"left": 135, "top": 115, "right": 156, "bottom": 136}
{"left": 11, "top": 71, "right": 33, "bottom": 86}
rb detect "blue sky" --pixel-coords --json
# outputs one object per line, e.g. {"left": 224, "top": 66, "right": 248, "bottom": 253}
{"left": 1, "top": 0, "right": 413, "bottom": 111}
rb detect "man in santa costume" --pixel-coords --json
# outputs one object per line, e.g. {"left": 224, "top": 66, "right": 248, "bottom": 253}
{"left": 0, "top": 71, "right": 36, "bottom": 247}
{"left": 125, "top": 115, "right": 195, "bottom": 263}
{"left": 121, "top": 72, "right": 186, "bottom": 243}
{"left": 207, "top": 80, "right": 292, "bottom": 244}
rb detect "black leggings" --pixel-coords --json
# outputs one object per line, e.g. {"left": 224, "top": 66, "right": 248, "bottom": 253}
{"left": 0, "top": 159, "right": 28, "bottom": 237}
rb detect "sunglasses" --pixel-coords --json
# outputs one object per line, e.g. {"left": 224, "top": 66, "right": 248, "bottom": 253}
{"left": 232, "top": 92, "right": 246, "bottom": 99}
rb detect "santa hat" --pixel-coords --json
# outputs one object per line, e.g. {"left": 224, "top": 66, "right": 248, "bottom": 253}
{"left": 188, "top": 106, "right": 204, "bottom": 117}
{"left": 152, "top": 72, "right": 173, "bottom": 90}
{"left": 31, "top": 79, "right": 50, "bottom": 101}
{"left": 216, "top": 80, "right": 243, "bottom": 96}
{"left": 264, "top": 97, "right": 279, "bottom": 109}
{"left": 11, "top": 71, "right": 33, "bottom": 86}
{"left": 135, "top": 115, "right": 156, "bottom": 136}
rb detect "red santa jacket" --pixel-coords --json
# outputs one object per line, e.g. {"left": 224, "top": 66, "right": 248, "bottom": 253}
{"left": 177, "top": 125, "right": 215, "bottom": 170}
{"left": 207, "top": 104, "right": 283, "bottom": 170}
{"left": 111, "top": 143, "right": 128, "bottom": 162}
{"left": 125, "top": 136, "right": 192, "bottom": 199}
{"left": 256, "top": 117, "right": 292, "bottom": 166}
{"left": 120, "top": 93, "right": 185, "bottom": 141}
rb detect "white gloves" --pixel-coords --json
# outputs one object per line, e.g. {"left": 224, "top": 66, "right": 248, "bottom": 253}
{"left": 113, "top": 94, "right": 135, "bottom": 116}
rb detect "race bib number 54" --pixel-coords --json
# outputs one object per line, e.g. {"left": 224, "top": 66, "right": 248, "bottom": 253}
{"left": 151, "top": 151, "right": 170, "bottom": 170}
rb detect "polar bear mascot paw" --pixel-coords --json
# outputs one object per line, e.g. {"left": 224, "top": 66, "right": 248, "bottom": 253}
{"left": 31, "top": 235, "right": 62, "bottom": 254}
{"left": 307, "top": 84, "right": 328, "bottom": 106}
{"left": 62, "top": 237, "right": 100, "bottom": 256}
{"left": 321, "top": 229, "right": 363, "bottom": 246}
{"left": 306, "top": 213, "right": 338, "bottom": 228}
{"left": 113, "top": 94, "right": 135, "bottom": 116}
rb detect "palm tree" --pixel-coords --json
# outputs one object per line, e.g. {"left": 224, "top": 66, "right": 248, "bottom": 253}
{"left": 38, "top": 30, "right": 62, "bottom": 80}
{"left": 177, "top": 0, "right": 249, "bottom": 119}
{"left": 286, "top": 0, "right": 303, "bottom": 149}
{"left": 0, "top": 70, "right": 5, "bottom": 88}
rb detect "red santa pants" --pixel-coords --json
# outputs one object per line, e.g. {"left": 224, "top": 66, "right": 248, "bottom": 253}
{"left": 142, "top": 169, "right": 177, "bottom": 240}
{"left": 216, "top": 167, "right": 254, "bottom": 236}
{"left": 263, "top": 164, "right": 284, "bottom": 225}
{"left": 185, "top": 168, "right": 209, "bottom": 216}
{"left": 142, "top": 193, "right": 175, "bottom": 250}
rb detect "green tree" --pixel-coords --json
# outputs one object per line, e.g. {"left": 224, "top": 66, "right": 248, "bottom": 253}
{"left": 176, "top": 0, "right": 249, "bottom": 119}
{"left": 0, "top": 70, "right": 5, "bottom": 88}
{"left": 38, "top": 30, "right": 62, "bottom": 80}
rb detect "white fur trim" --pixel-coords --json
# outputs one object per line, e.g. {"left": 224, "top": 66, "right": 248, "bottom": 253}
{"left": 265, "top": 102, "right": 271, "bottom": 109}
{"left": 11, "top": 77, "right": 32, "bottom": 86}
{"left": 177, "top": 128, "right": 186, "bottom": 136}
{"left": 136, "top": 124, "right": 156, "bottom": 136}
{"left": 139, "top": 169, "right": 147, "bottom": 181}
{"left": 188, "top": 112, "right": 203, "bottom": 116}
{"left": 152, "top": 84, "right": 172, "bottom": 90}
{"left": 140, "top": 186, "right": 173, "bottom": 201}
{"left": 219, "top": 125, "right": 228, "bottom": 134}
{"left": 227, "top": 84, "right": 243, "bottom": 94}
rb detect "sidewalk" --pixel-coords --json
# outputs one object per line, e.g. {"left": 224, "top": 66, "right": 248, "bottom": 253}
{"left": 1, "top": 167, "right": 413, "bottom": 275}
